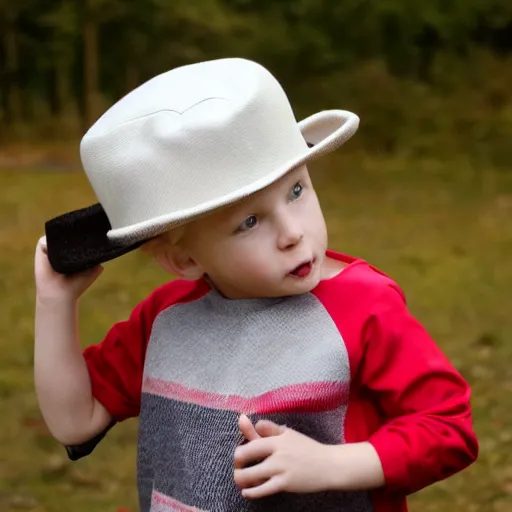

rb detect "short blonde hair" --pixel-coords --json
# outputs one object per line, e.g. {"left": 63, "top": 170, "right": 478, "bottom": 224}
{"left": 141, "top": 225, "right": 187, "bottom": 256}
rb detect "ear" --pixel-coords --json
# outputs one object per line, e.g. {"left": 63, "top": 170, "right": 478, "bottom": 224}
{"left": 153, "top": 243, "right": 204, "bottom": 280}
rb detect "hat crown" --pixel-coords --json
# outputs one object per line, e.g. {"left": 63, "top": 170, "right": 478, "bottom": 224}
{"left": 80, "top": 58, "right": 308, "bottom": 236}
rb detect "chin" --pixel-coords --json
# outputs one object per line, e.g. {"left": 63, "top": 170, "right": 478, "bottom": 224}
{"left": 250, "top": 270, "right": 322, "bottom": 298}
{"left": 286, "top": 277, "right": 321, "bottom": 297}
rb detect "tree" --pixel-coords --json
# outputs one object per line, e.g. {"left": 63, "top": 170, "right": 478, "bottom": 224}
{"left": 0, "top": 1, "right": 23, "bottom": 126}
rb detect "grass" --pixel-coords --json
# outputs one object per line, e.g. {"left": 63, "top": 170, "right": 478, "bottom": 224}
{"left": 0, "top": 154, "right": 511, "bottom": 511}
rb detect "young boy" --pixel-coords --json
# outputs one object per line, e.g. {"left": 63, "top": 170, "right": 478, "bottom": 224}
{"left": 34, "top": 58, "right": 478, "bottom": 512}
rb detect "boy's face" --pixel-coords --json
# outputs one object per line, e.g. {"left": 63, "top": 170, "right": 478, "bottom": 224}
{"left": 180, "top": 165, "right": 328, "bottom": 299}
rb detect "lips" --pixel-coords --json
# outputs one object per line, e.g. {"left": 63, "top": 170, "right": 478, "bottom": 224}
{"left": 290, "top": 260, "right": 313, "bottom": 278}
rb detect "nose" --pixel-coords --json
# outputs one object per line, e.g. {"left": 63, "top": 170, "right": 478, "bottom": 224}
{"left": 276, "top": 212, "right": 303, "bottom": 251}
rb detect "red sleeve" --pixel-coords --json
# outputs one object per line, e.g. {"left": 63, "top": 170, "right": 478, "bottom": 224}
{"left": 83, "top": 279, "right": 208, "bottom": 421}
{"left": 362, "top": 283, "right": 479, "bottom": 494}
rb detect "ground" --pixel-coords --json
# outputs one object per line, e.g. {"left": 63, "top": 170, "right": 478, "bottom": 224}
{"left": 0, "top": 153, "right": 511, "bottom": 511}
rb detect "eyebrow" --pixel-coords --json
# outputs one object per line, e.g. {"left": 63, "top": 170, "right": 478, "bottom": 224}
{"left": 230, "top": 172, "right": 307, "bottom": 220}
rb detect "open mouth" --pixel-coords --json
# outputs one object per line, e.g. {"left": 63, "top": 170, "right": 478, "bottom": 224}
{"left": 289, "top": 260, "right": 313, "bottom": 278}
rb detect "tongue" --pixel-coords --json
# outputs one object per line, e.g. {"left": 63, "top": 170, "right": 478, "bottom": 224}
{"left": 293, "top": 263, "right": 310, "bottom": 277}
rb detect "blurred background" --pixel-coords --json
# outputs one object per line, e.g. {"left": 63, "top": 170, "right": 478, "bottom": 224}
{"left": 0, "top": 1, "right": 511, "bottom": 511}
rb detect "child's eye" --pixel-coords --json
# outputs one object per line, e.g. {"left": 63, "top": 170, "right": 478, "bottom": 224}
{"left": 237, "top": 215, "right": 258, "bottom": 232}
{"left": 289, "top": 182, "right": 303, "bottom": 201}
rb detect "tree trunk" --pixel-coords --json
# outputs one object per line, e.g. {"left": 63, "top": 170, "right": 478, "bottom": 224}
{"left": 56, "top": 58, "right": 71, "bottom": 117}
{"left": 125, "top": 61, "right": 140, "bottom": 94}
{"left": 82, "top": 0, "right": 100, "bottom": 132}
{"left": 0, "top": 32, "right": 6, "bottom": 125}
{"left": 48, "top": 57, "right": 71, "bottom": 119}
{"left": 4, "top": 19, "right": 22, "bottom": 125}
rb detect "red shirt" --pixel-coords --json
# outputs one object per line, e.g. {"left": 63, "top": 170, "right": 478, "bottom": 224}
{"left": 83, "top": 251, "right": 478, "bottom": 511}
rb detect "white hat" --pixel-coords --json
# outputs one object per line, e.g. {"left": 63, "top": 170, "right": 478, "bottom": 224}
{"left": 80, "top": 57, "right": 359, "bottom": 245}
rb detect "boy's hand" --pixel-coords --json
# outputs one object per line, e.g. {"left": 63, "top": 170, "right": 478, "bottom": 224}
{"left": 34, "top": 236, "right": 103, "bottom": 303}
{"left": 234, "top": 415, "right": 336, "bottom": 499}
{"left": 234, "top": 415, "right": 385, "bottom": 499}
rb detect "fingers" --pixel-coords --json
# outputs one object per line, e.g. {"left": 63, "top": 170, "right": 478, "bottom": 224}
{"left": 241, "top": 475, "right": 285, "bottom": 500}
{"left": 83, "top": 264, "right": 104, "bottom": 279}
{"left": 233, "top": 419, "right": 289, "bottom": 499}
{"left": 238, "top": 414, "right": 261, "bottom": 443}
{"left": 37, "top": 236, "right": 48, "bottom": 253}
{"left": 65, "top": 264, "right": 104, "bottom": 284}
{"left": 234, "top": 459, "right": 273, "bottom": 490}
{"left": 35, "top": 236, "right": 49, "bottom": 264}
{"left": 234, "top": 438, "right": 274, "bottom": 470}
{"left": 34, "top": 236, "right": 53, "bottom": 276}
{"left": 255, "top": 419, "right": 286, "bottom": 438}
{"left": 239, "top": 415, "right": 285, "bottom": 441}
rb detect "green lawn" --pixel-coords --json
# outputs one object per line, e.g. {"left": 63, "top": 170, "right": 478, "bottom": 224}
{"left": 1, "top": 155, "right": 511, "bottom": 511}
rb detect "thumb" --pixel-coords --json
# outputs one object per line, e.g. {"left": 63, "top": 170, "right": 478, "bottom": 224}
{"left": 87, "top": 264, "right": 104, "bottom": 278}
{"left": 81, "top": 264, "right": 105, "bottom": 283}
{"left": 68, "top": 264, "right": 104, "bottom": 284}
{"left": 254, "top": 419, "right": 286, "bottom": 438}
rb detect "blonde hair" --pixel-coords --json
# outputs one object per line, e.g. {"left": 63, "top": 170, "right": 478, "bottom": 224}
{"left": 141, "top": 225, "right": 187, "bottom": 256}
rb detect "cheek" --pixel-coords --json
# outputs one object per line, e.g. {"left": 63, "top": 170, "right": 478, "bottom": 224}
{"left": 222, "top": 240, "right": 272, "bottom": 276}
{"left": 300, "top": 195, "right": 327, "bottom": 236}
{"left": 314, "top": 211, "right": 328, "bottom": 240}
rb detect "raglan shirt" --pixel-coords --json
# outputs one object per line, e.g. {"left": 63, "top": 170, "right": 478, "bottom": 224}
{"left": 81, "top": 251, "right": 478, "bottom": 512}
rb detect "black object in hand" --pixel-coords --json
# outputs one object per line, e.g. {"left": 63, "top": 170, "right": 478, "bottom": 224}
{"left": 45, "top": 203, "right": 142, "bottom": 275}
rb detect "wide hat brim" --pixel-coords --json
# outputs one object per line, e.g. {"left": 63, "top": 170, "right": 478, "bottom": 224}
{"left": 45, "top": 110, "right": 358, "bottom": 275}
